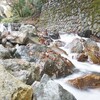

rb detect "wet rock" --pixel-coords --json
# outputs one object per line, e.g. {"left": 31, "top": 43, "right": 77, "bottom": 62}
{"left": 77, "top": 53, "right": 88, "bottom": 62}
{"left": 32, "top": 74, "right": 76, "bottom": 100}
{"left": 0, "top": 59, "right": 37, "bottom": 85}
{"left": 68, "top": 74, "right": 100, "bottom": 89}
{"left": 0, "top": 44, "right": 11, "bottom": 59}
{"left": 78, "top": 30, "right": 92, "bottom": 38}
{"left": 66, "top": 38, "right": 83, "bottom": 53}
{"left": 0, "top": 64, "right": 32, "bottom": 100}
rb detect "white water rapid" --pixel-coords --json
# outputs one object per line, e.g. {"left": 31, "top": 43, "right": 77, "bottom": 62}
{"left": 55, "top": 34, "right": 100, "bottom": 100}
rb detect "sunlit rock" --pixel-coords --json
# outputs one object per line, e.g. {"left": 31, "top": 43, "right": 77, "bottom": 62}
{"left": 0, "top": 64, "right": 32, "bottom": 100}
{"left": 68, "top": 74, "right": 100, "bottom": 89}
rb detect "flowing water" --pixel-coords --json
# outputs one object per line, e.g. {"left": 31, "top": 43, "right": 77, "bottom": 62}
{"left": 55, "top": 34, "right": 100, "bottom": 100}
{"left": 0, "top": 23, "right": 100, "bottom": 100}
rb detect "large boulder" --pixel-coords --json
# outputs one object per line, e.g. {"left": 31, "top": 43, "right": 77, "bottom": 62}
{"left": 66, "top": 38, "right": 83, "bottom": 53}
{"left": 0, "top": 64, "right": 32, "bottom": 100}
{"left": 32, "top": 74, "right": 76, "bottom": 100}
{"left": 41, "top": 58, "right": 74, "bottom": 78}
{"left": 68, "top": 74, "right": 100, "bottom": 89}
{"left": 0, "top": 59, "right": 40, "bottom": 85}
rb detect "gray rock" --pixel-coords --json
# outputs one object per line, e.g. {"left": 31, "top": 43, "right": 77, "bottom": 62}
{"left": 7, "top": 31, "right": 28, "bottom": 44}
{"left": 84, "top": 38, "right": 99, "bottom": 51}
{"left": 66, "top": 38, "right": 83, "bottom": 53}
{"left": 0, "top": 59, "right": 38, "bottom": 85}
{"left": 0, "top": 44, "right": 11, "bottom": 59}
{"left": 19, "top": 24, "right": 37, "bottom": 37}
{"left": 14, "top": 44, "right": 47, "bottom": 62}
{"left": 32, "top": 74, "right": 76, "bottom": 100}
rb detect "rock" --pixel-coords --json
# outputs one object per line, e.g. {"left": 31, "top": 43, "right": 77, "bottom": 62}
{"left": 41, "top": 56, "right": 74, "bottom": 78}
{"left": 14, "top": 44, "right": 74, "bottom": 78}
{"left": 49, "top": 30, "right": 60, "bottom": 39}
{"left": 0, "top": 59, "right": 38, "bottom": 84}
{"left": 19, "top": 24, "right": 37, "bottom": 37}
{"left": 53, "top": 40, "right": 66, "bottom": 47}
{"left": 84, "top": 39, "right": 99, "bottom": 52}
{"left": 0, "top": 64, "right": 32, "bottom": 100}
{"left": 14, "top": 44, "right": 47, "bottom": 62}
{"left": 66, "top": 38, "right": 83, "bottom": 53}
{"left": 7, "top": 31, "right": 28, "bottom": 44}
{"left": 0, "top": 44, "right": 11, "bottom": 59}
{"left": 77, "top": 53, "right": 88, "bottom": 62}
{"left": 90, "top": 35, "right": 100, "bottom": 42}
{"left": 11, "top": 23, "right": 21, "bottom": 31}
{"left": 50, "top": 44, "right": 68, "bottom": 56}
{"left": 68, "top": 74, "right": 100, "bottom": 89}
{"left": 78, "top": 30, "right": 92, "bottom": 38}
{"left": 32, "top": 74, "right": 76, "bottom": 100}
{"left": 87, "top": 51, "right": 100, "bottom": 64}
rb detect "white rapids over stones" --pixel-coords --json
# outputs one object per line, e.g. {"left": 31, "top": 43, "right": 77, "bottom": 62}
{"left": 55, "top": 33, "right": 100, "bottom": 100}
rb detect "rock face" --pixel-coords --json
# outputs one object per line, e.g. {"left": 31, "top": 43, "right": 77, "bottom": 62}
{"left": 32, "top": 74, "right": 76, "bottom": 100}
{"left": 38, "top": 1, "right": 100, "bottom": 36}
{"left": 68, "top": 74, "right": 100, "bottom": 89}
{"left": 0, "top": 64, "right": 32, "bottom": 100}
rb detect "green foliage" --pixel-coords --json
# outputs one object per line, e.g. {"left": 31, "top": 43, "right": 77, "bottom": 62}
{"left": 0, "top": 16, "right": 21, "bottom": 23}
{"left": 12, "top": 0, "right": 33, "bottom": 17}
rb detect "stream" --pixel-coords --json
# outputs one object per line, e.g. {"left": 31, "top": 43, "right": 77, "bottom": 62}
{"left": 0, "top": 23, "right": 100, "bottom": 100}
{"left": 55, "top": 34, "right": 100, "bottom": 100}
